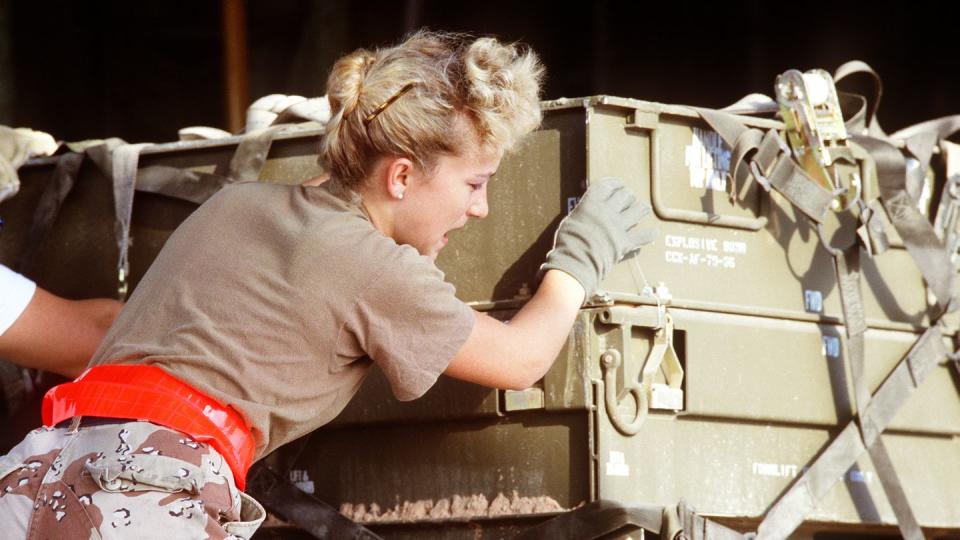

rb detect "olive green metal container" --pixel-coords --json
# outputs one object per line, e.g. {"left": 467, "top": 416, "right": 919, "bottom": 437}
{"left": 1, "top": 96, "right": 957, "bottom": 538}
{"left": 288, "top": 97, "right": 960, "bottom": 537}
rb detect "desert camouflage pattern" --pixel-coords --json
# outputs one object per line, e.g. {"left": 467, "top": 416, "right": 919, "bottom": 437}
{"left": 0, "top": 419, "right": 264, "bottom": 539}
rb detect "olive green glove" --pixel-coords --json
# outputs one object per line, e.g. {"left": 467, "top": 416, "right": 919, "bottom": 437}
{"left": 540, "top": 177, "right": 656, "bottom": 300}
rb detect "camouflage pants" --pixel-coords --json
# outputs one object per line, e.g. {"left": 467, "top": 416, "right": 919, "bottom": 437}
{"left": 0, "top": 418, "right": 265, "bottom": 539}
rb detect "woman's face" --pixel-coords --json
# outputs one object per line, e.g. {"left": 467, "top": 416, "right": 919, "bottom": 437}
{"left": 395, "top": 149, "right": 500, "bottom": 260}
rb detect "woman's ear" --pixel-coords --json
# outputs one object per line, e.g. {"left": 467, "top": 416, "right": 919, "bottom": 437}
{"left": 382, "top": 156, "right": 415, "bottom": 200}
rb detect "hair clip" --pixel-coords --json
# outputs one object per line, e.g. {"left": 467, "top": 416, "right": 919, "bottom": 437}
{"left": 363, "top": 82, "right": 418, "bottom": 127}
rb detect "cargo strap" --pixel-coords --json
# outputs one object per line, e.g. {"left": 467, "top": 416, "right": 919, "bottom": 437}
{"left": 662, "top": 500, "right": 747, "bottom": 540}
{"left": 833, "top": 60, "right": 886, "bottom": 138}
{"left": 903, "top": 128, "right": 960, "bottom": 272}
{"left": 81, "top": 128, "right": 282, "bottom": 201}
{"left": 696, "top": 108, "right": 835, "bottom": 223}
{"left": 514, "top": 499, "right": 745, "bottom": 540}
{"left": 81, "top": 129, "right": 278, "bottom": 298}
{"left": 512, "top": 500, "right": 661, "bottom": 540}
{"left": 228, "top": 125, "right": 283, "bottom": 182}
{"left": 700, "top": 59, "right": 958, "bottom": 292}
{"left": 715, "top": 65, "right": 946, "bottom": 537}
{"left": 838, "top": 61, "right": 958, "bottom": 313}
{"left": 891, "top": 115, "right": 960, "bottom": 142}
{"left": 111, "top": 143, "right": 150, "bottom": 300}
{"left": 703, "top": 64, "right": 958, "bottom": 537}
{"left": 698, "top": 101, "right": 957, "bottom": 316}
{"left": 756, "top": 325, "right": 949, "bottom": 539}
{"left": 11, "top": 112, "right": 299, "bottom": 296}
{"left": 245, "top": 463, "right": 383, "bottom": 540}
{"left": 851, "top": 135, "right": 957, "bottom": 314}
{"left": 15, "top": 152, "right": 84, "bottom": 274}
{"left": 832, "top": 245, "right": 923, "bottom": 539}
{"left": 5, "top": 152, "right": 85, "bottom": 411}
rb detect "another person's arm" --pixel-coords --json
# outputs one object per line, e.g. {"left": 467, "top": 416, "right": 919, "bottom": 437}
{"left": 0, "top": 278, "right": 122, "bottom": 378}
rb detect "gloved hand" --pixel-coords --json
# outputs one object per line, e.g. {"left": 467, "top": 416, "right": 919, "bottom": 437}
{"left": 540, "top": 177, "right": 656, "bottom": 301}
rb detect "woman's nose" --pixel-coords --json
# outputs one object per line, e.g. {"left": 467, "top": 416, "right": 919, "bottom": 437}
{"left": 468, "top": 189, "right": 489, "bottom": 219}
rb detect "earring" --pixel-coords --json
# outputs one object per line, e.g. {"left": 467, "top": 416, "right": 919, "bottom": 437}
{"left": 397, "top": 191, "right": 404, "bottom": 200}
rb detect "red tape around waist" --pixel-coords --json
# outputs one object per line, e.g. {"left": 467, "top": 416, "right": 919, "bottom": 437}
{"left": 42, "top": 364, "right": 255, "bottom": 491}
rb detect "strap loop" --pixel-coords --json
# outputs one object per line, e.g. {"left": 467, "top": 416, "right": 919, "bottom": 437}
{"left": 853, "top": 135, "right": 957, "bottom": 315}
{"left": 834, "top": 60, "right": 885, "bottom": 137}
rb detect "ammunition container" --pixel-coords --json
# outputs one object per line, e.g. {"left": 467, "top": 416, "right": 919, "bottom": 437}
{"left": 1, "top": 96, "right": 957, "bottom": 538}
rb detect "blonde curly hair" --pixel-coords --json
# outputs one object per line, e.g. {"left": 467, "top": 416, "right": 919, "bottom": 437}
{"left": 320, "top": 31, "right": 544, "bottom": 191}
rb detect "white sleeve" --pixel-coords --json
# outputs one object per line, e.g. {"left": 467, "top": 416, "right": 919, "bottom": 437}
{"left": 0, "top": 264, "right": 37, "bottom": 336}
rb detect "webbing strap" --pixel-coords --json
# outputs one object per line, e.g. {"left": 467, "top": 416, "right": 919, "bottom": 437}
{"left": 834, "top": 249, "right": 869, "bottom": 413}
{"left": 756, "top": 326, "right": 948, "bottom": 539}
{"left": 75, "top": 130, "right": 281, "bottom": 299}
{"left": 890, "top": 115, "right": 960, "bottom": 141}
{"left": 514, "top": 499, "right": 744, "bottom": 540}
{"left": 834, "top": 61, "right": 885, "bottom": 137}
{"left": 729, "top": 128, "right": 762, "bottom": 195}
{"left": 228, "top": 126, "right": 282, "bottom": 182}
{"left": 90, "top": 150, "right": 233, "bottom": 206}
{"left": 852, "top": 135, "right": 957, "bottom": 314}
{"left": 857, "top": 199, "right": 891, "bottom": 256}
{"left": 83, "top": 140, "right": 151, "bottom": 300}
{"left": 719, "top": 93, "right": 778, "bottom": 115}
{"left": 865, "top": 328, "right": 946, "bottom": 432}
{"left": 80, "top": 130, "right": 281, "bottom": 299}
{"left": 867, "top": 438, "right": 923, "bottom": 539}
{"left": 245, "top": 463, "right": 384, "bottom": 540}
{"left": 904, "top": 132, "right": 939, "bottom": 204}
{"left": 134, "top": 165, "right": 233, "bottom": 205}
{"left": 514, "top": 500, "right": 663, "bottom": 540}
{"left": 764, "top": 153, "right": 835, "bottom": 222}
{"left": 894, "top": 116, "right": 960, "bottom": 206}
{"left": 669, "top": 501, "right": 746, "bottom": 540}
{"left": 756, "top": 422, "right": 864, "bottom": 539}
{"left": 111, "top": 143, "right": 151, "bottom": 301}
{"left": 833, "top": 247, "right": 924, "bottom": 540}
{"left": 696, "top": 108, "right": 833, "bottom": 223}
{"left": 141, "top": 128, "right": 280, "bottom": 198}
{"left": 15, "top": 152, "right": 84, "bottom": 274}
{"left": 83, "top": 130, "right": 275, "bottom": 206}
{"left": 838, "top": 92, "right": 870, "bottom": 137}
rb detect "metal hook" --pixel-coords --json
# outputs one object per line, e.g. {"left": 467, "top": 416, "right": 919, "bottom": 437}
{"left": 600, "top": 348, "right": 648, "bottom": 435}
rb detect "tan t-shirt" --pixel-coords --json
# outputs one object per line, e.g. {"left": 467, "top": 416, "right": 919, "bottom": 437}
{"left": 90, "top": 182, "right": 476, "bottom": 459}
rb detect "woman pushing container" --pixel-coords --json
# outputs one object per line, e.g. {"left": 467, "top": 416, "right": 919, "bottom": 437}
{"left": 0, "top": 31, "right": 654, "bottom": 538}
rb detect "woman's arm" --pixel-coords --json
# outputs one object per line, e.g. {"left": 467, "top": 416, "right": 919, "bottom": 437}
{"left": 444, "top": 178, "right": 655, "bottom": 390}
{"left": 0, "top": 287, "right": 123, "bottom": 378}
{"left": 444, "top": 269, "right": 584, "bottom": 389}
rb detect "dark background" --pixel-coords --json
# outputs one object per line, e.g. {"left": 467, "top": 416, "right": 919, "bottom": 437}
{"left": 1, "top": 0, "right": 957, "bottom": 142}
